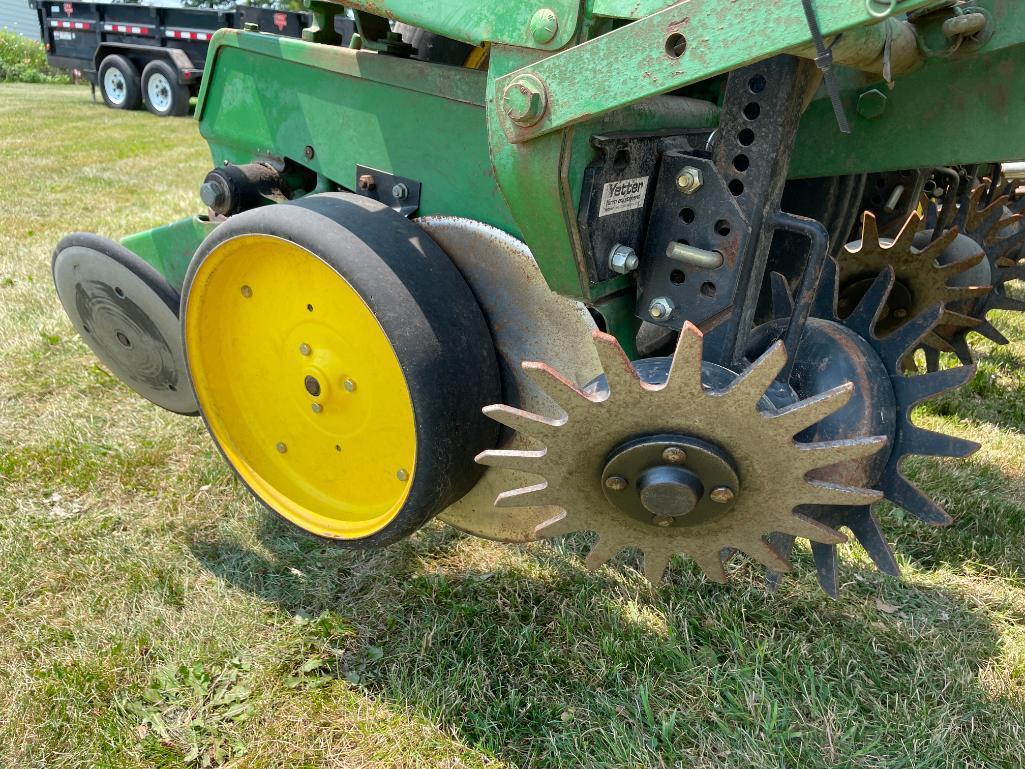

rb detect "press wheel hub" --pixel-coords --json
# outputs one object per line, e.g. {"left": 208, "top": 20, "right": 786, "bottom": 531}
{"left": 601, "top": 434, "right": 740, "bottom": 527}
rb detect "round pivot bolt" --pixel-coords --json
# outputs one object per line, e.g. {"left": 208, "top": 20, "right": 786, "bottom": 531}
{"left": 676, "top": 166, "right": 703, "bottom": 194}
{"left": 648, "top": 296, "right": 675, "bottom": 320}
{"left": 636, "top": 466, "right": 704, "bottom": 517}
{"left": 529, "top": 8, "right": 559, "bottom": 44}
{"left": 605, "top": 475, "right": 628, "bottom": 491}
{"left": 200, "top": 181, "right": 227, "bottom": 210}
{"left": 608, "top": 244, "right": 640, "bottom": 275}
{"left": 710, "top": 486, "right": 735, "bottom": 504}
{"left": 503, "top": 75, "right": 548, "bottom": 127}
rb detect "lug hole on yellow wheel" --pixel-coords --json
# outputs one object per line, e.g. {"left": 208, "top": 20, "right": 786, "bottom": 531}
{"left": 304, "top": 375, "right": 321, "bottom": 397}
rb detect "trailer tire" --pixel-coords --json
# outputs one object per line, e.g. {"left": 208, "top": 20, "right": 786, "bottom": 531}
{"left": 98, "top": 55, "right": 142, "bottom": 111}
{"left": 142, "top": 60, "right": 190, "bottom": 117}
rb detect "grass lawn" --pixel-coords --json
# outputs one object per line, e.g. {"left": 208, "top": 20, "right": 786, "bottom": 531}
{"left": 2, "top": 82, "right": 1025, "bottom": 768}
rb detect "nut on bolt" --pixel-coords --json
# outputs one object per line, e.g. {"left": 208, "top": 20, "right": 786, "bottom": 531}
{"left": 648, "top": 296, "right": 675, "bottom": 320}
{"left": 676, "top": 166, "right": 703, "bottom": 194}
{"left": 608, "top": 244, "right": 639, "bottom": 275}
{"left": 857, "top": 89, "right": 888, "bottom": 120}
{"left": 710, "top": 486, "right": 735, "bottom": 504}
{"left": 503, "top": 74, "right": 547, "bottom": 127}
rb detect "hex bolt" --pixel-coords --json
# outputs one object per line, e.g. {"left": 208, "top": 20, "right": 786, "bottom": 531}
{"left": 652, "top": 515, "right": 674, "bottom": 527}
{"left": 357, "top": 174, "right": 376, "bottom": 191}
{"left": 857, "top": 89, "right": 888, "bottom": 120}
{"left": 503, "top": 75, "right": 547, "bottom": 127}
{"left": 199, "top": 180, "right": 226, "bottom": 209}
{"left": 710, "top": 486, "right": 735, "bottom": 504}
{"left": 299, "top": 343, "right": 312, "bottom": 356}
{"left": 648, "top": 296, "right": 675, "bottom": 320}
{"left": 675, "top": 166, "right": 703, "bottom": 194}
{"left": 605, "top": 475, "right": 628, "bottom": 491}
{"left": 276, "top": 442, "right": 288, "bottom": 454}
{"left": 662, "top": 447, "right": 687, "bottom": 464}
{"left": 343, "top": 378, "right": 357, "bottom": 392}
{"left": 391, "top": 183, "right": 408, "bottom": 201}
{"left": 240, "top": 284, "right": 253, "bottom": 298}
{"left": 608, "top": 244, "right": 640, "bottom": 275}
{"left": 528, "top": 7, "right": 559, "bottom": 45}
{"left": 397, "top": 468, "right": 409, "bottom": 482}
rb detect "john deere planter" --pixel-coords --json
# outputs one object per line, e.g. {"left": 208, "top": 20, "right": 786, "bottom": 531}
{"left": 54, "top": 0, "right": 1025, "bottom": 594}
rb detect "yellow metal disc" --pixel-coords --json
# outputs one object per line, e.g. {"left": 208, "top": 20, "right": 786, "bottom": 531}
{"left": 183, "top": 234, "right": 417, "bottom": 540}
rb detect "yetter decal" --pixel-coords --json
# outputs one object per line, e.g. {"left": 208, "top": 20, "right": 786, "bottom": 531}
{"left": 598, "top": 176, "right": 649, "bottom": 217}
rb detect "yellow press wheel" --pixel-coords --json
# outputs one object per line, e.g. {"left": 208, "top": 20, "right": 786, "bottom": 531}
{"left": 182, "top": 193, "right": 501, "bottom": 547}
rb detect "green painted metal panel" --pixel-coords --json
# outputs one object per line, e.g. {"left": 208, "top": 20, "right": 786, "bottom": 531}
{"left": 791, "top": 1, "right": 1025, "bottom": 177}
{"left": 494, "top": 0, "right": 935, "bottom": 142}
{"left": 197, "top": 31, "right": 519, "bottom": 236}
{"left": 121, "top": 216, "right": 219, "bottom": 292}
{"left": 328, "top": 0, "right": 580, "bottom": 50}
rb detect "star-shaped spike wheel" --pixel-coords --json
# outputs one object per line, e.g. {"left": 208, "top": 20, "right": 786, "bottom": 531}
{"left": 476, "top": 324, "right": 887, "bottom": 586}
{"left": 765, "top": 258, "right": 979, "bottom": 597}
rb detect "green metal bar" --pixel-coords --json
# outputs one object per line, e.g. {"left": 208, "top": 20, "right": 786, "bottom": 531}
{"left": 494, "top": 0, "right": 935, "bottom": 142}
{"left": 791, "top": 0, "right": 1025, "bottom": 177}
{"left": 196, "top": 30, "right": 519, "bottom": 236}
{"left": 326, "top": 0, "right": 580, "bottom": 50}
{"left": 121, "top": 216, "right": 219, "bottom": 292}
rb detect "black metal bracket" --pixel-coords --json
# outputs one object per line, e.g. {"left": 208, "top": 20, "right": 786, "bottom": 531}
{"left": 354, "top": 165, "right": 421, "bottom": 218}
{"left": 576, "top": 131, "right": 709, "bottom": 284}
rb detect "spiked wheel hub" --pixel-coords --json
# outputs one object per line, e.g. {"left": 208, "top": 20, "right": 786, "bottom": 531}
{"left": 600, "top": 435, "right": 740, "bottom": 526}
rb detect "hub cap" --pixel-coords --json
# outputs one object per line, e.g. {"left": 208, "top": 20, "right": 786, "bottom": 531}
{"left": 147, "top": 72, "right": 172, "bottom": 112}
{"left": 103, "top": 68, "right": 127, "bottom": 105}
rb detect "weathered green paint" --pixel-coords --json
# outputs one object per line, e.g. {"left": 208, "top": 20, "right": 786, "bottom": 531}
{"left": 487, "top": 45, "right": 720, "bottom": 299}
{"left": 494, "top": 0, "right": 936, "bottom": 142}
{"left": 327, "top": 0, "right": 580, "bottom": 50}
{"left": 791, "top": 0, "right": 1025, "bottom": 177}
{"left": 196, "top": 30, "right": 520, "bottom": 236}
{"left": 121, "top": 216, "right": 219, "bottom": 292}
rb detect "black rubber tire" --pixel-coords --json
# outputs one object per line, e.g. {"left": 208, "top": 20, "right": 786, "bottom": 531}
{"left": 98, "top": 54, "right": 142, "bottom": 111}
{"left": 394, "top": 22, "right": 474, "bottom": 66}
{"left": 182, "top": 193, "right": 502, "bottom": 549}
{"left": 141, "top": 59, "right": 191, "bottom": 117}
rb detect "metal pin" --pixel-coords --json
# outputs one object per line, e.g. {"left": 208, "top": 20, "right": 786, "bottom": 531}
{"left": 665, "top": 241, "right": 724, "bottom": 269}
{"left": 883, "top": 184, "right": 905, "bottom": 213}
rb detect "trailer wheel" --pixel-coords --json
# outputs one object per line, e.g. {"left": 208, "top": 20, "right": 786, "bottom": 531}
{"left": 98, "top": 55, "right": 142, "bottom": 111}
{"left": 142, "top": 60, "right": 190, "bottom": 118}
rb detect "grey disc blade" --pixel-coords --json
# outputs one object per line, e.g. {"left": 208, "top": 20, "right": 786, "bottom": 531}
{"left": 52, "top": 233, "right": 198, "bottom": 415}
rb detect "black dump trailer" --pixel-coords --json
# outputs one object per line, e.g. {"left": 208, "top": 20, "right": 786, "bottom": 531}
{"left": 31, "top": 2, "right": 311, "bottom": 117}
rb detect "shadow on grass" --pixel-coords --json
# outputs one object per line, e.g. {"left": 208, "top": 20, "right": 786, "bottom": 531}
{"left": 189, "top": 509, "right": 1021, "bottom": 768}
